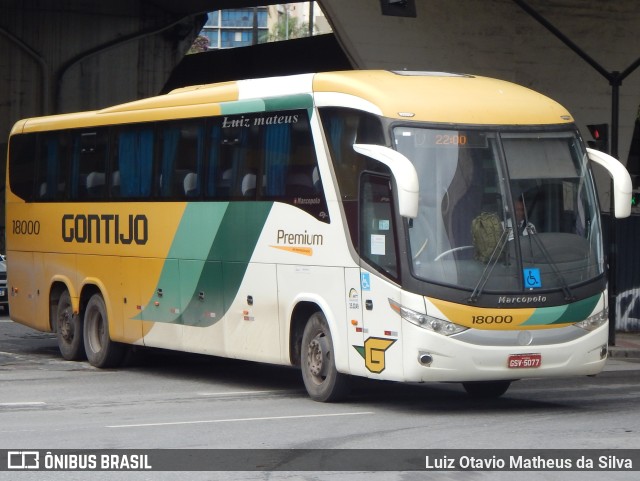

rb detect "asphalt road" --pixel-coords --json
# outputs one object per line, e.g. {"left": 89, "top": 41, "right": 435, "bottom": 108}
{"left": 1, "top": 316, "right": 639, "bottom": 481}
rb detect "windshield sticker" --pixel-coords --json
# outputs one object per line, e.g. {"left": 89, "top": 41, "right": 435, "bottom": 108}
{"left": 370, "top": 234, "right": 386, "bottom": 255}
{"left": 524, "top": 268, "right": 542, "bottom": 289}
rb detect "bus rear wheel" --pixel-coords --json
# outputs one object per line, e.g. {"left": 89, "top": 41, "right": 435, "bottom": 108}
{"left": 55, "top": 290, "right": 85, "bottom": 361}
{"left": 462, "top": 380, "right": 511, "bottom": 398}
{"left": 301, "top": 312, "right": 350, "bottom": 402}
{"left": 83, "top": 293, "right": 125, "bottom": 368}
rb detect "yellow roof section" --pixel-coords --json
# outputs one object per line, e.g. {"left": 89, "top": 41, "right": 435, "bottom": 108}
{"left": 313, "top": 70, "right": 573, "bottom": 125}
{"left": 13, "top": 81, "right": 241, "bottom": 134}
{"left": 12, "top": 70, "right": 573, "bottom": 135}
{"left": 102, "top": 81, "right": 239, "bottom": 113}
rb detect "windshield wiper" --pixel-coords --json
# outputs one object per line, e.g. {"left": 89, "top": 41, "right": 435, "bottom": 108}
{"left": 522, "top": 230, "right": 575, "bottom": 301}
{"left": 468, "top": 227, "right": 511, "bottom": 303}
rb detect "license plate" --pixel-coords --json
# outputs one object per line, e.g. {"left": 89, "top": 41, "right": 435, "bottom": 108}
{"left": 508, "top": 353, "right": 542, "bottom": 368}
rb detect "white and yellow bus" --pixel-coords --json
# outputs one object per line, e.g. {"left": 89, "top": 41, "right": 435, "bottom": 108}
{"left": 6, "top": 70, "right": 632, "bottom": 401}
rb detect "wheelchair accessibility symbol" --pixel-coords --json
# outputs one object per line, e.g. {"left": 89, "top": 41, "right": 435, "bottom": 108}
{"left": 523, "top": 268, "right": 542, "bottom": 289}
{"left": 361, "top": 272, "right": 371, "bottom": 291}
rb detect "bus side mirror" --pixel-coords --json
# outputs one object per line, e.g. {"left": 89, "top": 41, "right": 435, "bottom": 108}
{"left": 587, "top": 148, "right": 632, "bottom": 219}
{"left": 353, "top": 144, "right": 419, "bottom": 218}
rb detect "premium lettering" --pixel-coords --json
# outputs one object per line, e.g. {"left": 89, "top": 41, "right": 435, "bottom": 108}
{"left": 62, "top": 214, "right": 148, "bottom": 245}
{"left": 276, "top": 229, "right": 323, "bottom": 246}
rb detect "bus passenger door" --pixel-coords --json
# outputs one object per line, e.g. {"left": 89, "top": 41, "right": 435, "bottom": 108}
{"left": 358, "top": 173, "right": 404, "bottom": 380}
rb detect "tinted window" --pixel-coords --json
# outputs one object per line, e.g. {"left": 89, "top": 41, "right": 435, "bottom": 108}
{"left": 8, "top": 109, "right": 328, "bottom": 223}
{"left": 70, "top": 130, "right": 109, "bottom": 200}
{"left": 8, "top": 134, "right": 37, "bottom": 201}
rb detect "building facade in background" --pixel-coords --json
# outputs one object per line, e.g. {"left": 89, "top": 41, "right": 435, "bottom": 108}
{"left": 200, "top": 2, "right": 331, "bottom": 50}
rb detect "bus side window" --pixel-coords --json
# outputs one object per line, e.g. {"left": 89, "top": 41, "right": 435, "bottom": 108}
{"left": 212, "top": 130, "right": 234, "bottom": 199}
{"left": 205, "top": 122, "right": 224, "bottom": 198}
{"left": 263, "top": 122, "right": 291, "bottom": 198}
{"left": 159, "top": 121, "right": 204, "bottom": 199}
{"left": 204, "top": 109, "right": 327, "bottom": 220}
{"left": 208, "top": 123, "right": 249, "bottom": 199}
{"left": 319, "top": 107, "right": 386, "bottom": 238}
{"left": 263, "top": 109, "right": 329, "bottom": 222}
{"left": 35, "top": 133, "right": 69, "bottom": 201}
{"left": 8, "top": 133, "right": 37, "bottom": 202}
{"left": 360, "top": 172, "right": 399, "bottom": 280}
{"left": 115, "top": 127, "right": 154, "bottom": 199}
{"left": 71, "top": 130, "right": 108, "bottom": 200}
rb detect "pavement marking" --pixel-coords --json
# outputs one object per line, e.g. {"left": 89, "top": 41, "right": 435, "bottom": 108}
{"left": 0, "top": 402, "right": 46, "bottom": 407}
{"left": 107, "top": 411, "right": 373, "bottom": 429}
{"left": 197, "top": 390, "right": 283, "bottom": 397}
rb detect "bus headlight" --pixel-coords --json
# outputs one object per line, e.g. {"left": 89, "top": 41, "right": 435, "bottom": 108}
{"left": 389, "top": 299, "right": 467, "bottom": 336}
{"left": 574, "top": 307, "right": 608, "bottom": 331}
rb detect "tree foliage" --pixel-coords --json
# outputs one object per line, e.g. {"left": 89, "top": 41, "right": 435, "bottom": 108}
{"left": 269, "top": 15, "right": 312, "bottom": 42}
{"left": 187, "top": 35, "right": 210, "bottom": 54}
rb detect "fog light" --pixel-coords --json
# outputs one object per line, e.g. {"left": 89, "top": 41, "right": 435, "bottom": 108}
{"left": 418, "top": 352, "right": 433, "bottom": 366}
{"left": 600, "top": 344, "right": 608, "bottom": 359}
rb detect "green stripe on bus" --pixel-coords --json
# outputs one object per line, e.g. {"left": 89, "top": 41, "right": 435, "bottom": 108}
{"left": 520, "top": 305, "right": 567, "bottom": 326}
{"left": 521, "top": 294, "right": 600, "bottom": 326}
{"left": 137, "top": 202, "right": 273, "bottom": 327}
{"left": 551, "top": 294, "right": 600, "bottom": 325}
{"left": 218, "top": 94, "right": 313, "bottom": 116}
{"left": 263, "top": 94, "right": 314, "bottom": 111}
{"left": 220, "top": 99, "right": 266, "bottom": 115}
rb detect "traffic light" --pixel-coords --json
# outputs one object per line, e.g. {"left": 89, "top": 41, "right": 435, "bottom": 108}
{"left": 587, "top": 123, "right": 609, "bottom": 153}
{"left": 632, "top": 191, "right": 640, "bottom": 209}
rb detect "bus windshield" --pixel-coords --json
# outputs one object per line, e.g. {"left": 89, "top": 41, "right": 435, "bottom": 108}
{"left": 394, "top": 127, "right": 603, "bottom": 294}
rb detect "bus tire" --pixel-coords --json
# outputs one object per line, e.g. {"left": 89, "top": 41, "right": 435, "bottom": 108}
{"left": 462, "top": 380, "right": 511, "bottom": 399}
{"left": 55, "top": 290, "right": 85, "bottom": 361}
{"left": 83, "top": 293, "right": 125, "bottom": 368}
{"left": 301, "top": 312, "right": 350, "bottom": 402}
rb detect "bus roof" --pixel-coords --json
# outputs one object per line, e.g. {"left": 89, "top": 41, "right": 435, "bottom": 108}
{"left": 12, "top": 70, "right": 573, "bottom": 134}
{"left": 312, "top": 70, "right": 573, "bottom": 125}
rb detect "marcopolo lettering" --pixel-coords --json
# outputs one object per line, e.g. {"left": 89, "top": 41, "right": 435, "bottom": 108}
{"left": 498, "top": 295, "right": 547, "bottom": 304}
{"left": 62, "top": 214, "right": 148, "bottom": 245}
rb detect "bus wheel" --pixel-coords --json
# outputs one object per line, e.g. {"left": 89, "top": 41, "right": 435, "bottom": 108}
{"left": 55, "top": 290, "right": 85, "bottom": 361}
{"left": 462, "top": 380, "right": 511, "bottom": 399}
{"left": 83, "top": 293, "right": 125, "bottom": 368}
{"left": 301, "top": 312, "right": 350, "bottom": 402}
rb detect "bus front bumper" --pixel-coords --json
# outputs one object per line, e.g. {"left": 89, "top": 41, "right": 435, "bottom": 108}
{"left": 401, "top": 322, "right": 609, "bottom": 383}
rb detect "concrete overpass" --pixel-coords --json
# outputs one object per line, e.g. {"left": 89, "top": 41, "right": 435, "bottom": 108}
{"left": 2, "top": 0, "right": 639, "bottom": 168}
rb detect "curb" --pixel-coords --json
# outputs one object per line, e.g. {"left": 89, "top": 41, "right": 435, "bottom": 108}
{"left": 608, "top": 333, "right": 640, "bottom": 359}
{"left": 608, "top": 348, "right": 640, "bottom": 360}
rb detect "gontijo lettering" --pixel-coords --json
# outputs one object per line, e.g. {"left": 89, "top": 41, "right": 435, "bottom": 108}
{"left": 62, "top": 214, "right": 148, "bottom": 245}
